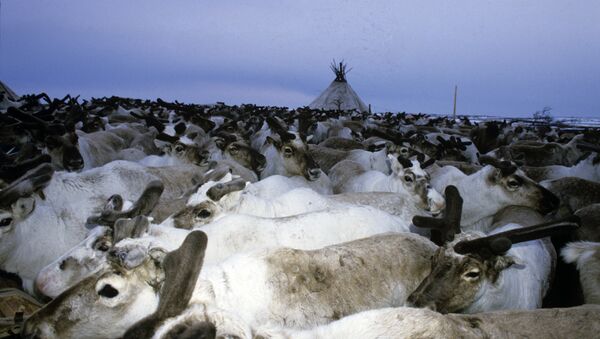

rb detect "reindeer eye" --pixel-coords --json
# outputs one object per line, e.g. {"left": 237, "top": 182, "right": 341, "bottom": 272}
{"left": 197, "top": 209, "right": 211, "bottom": 219}
{"left": 401, "top": 148, "right": 408, "bottom": 154}
{"left": 98, "top": 284, "right": 119, "bottom": 298}
{"left": 98, "top": 243, "right": 110, "bottom": 252}
{"left": 175, "top": 145, "right": 184, "bottom": 152}
{"left": 0, "top": 218, "right": 12, "bottom": 227}
{"left": 507, "top": 179, "right": 520, "bottom": 188}
{"left": 404, "top": 175, "right": 413, "bottom": 182}
{"left": 283, "top": 147, "right": 293, "bottom": 155}
{"left": 228, "top": 145, "right": 238, "bottom": 154}
{"left": 464, "top": 270, "right": 480, "bottom": 279}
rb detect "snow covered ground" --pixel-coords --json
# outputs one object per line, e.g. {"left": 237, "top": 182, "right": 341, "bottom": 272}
{"left": 454, "top": 115, "right": 600, "bottom": 128}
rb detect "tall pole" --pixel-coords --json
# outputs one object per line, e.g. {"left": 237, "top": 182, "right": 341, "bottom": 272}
{"left": 452, "top": 85, "right": 458, "bottom": 120}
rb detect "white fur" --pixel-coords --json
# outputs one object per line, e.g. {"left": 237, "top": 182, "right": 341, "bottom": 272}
{"left": 430, "top": 165, "right": 548, "bottom": 232}
{"left": 457, "top": 223, "right": 553, "bottom": 313}
{"left": 0, "top": 161, "right": 161, "bottom": 292}
{"left": 35, "top": 203, "right": 411, "bottom": 298}
{"left": 533, "top": 153, "right": 600, "bottom": 182}
{"left": 34, "top": 232, "right": 436, "bottom": 337}
{"left": 246, "top": 174, "right": 332, "bottom": 197}
{"left": 330, "top": 156, "right": 445, "bottom": 214}
{"left": 562, "top": 241, "right": 600, "bottom": 304}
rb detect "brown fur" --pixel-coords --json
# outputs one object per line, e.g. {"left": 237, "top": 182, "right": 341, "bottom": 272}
{"left": 449, "top": 305, "right": 600, "bottom": 338}
{"left": 308, "top": 145, "right": 349, "bottom": 174}
{"left": 266, "top": 233, "right": 436, "bottom": 324}
{"left": 173, "top": 201, "right": 218, "bottom": 229}
{"left": 575, "top": 204, "right": 600, "bottom": 242}
{"left": 318, "top": 137, "right": 364, "bottom": 151}
{"left": 408, "top": 246, "right": 515, "bottom": 313}
{"left": 545, "top": 177, "right": 600, "bottom": 217}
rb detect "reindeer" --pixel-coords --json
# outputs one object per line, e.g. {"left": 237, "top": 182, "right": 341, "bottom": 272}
{"left": 407, "top": 187, "right": 577, "bottom": 313}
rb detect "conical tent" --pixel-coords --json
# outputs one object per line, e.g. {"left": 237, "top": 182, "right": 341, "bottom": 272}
{"left": 0, "top": 81, "right": 19, "bottom": 101}
{"left": 309, "top": 61, "right": 368, "bottom": 112}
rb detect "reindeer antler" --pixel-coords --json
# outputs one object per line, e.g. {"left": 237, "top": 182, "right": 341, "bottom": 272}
{"left": 266, "top": 116, "right": 295, "bottom": 141}
{"left": 412, "top": 185, "right": 463, "bottom": 245}
{"left": 397, "top": 156, "right": 413, "bottom": 169}
{"left": 88, "top": 180, "right": 164, "bottom": 227}
{"left": 454, "top": 215, "right": 580, "bottom": 258}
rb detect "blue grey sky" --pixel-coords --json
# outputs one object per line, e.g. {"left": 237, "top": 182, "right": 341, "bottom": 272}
{"left": 1, "top": 1, "right": 599, "bottom": 117}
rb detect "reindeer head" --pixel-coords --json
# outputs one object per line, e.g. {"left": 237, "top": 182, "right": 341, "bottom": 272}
{"left": 24, "top": 231, "right": 208, "bottom": 339}
{"left": 173, "top": 170, "right": 246, "bottom": 229}
{"left": 45, "top": 132, "right": 84, "bottom": 171}
{"left": 408, "top": 205, "right": 578, "bottom": 313}
{"left": 34, "top": 181, "right": 163, "bottom": 299}
{"left": 389, "top": 155, "right": 445, "bottom": 214}
{"left": 214, "top": 133, "right": 266, "bottom": 174}
{"left": 0, "top": 164, "right": 53, "bottom": 241}
{"left": 266, "top": 131, "right": 320, "bottom": 181}
{"left": 479, "top": 156, "right": 559, "bottom": 214}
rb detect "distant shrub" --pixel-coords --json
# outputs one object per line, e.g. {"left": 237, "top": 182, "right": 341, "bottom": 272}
{"left": 533, "top": 106, "right": 553, "bottom": 124}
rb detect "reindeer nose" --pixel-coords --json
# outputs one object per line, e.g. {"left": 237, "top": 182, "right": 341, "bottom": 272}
{"left": 540, "top": 188, "right": 560, "bottom": 214}
{"left": 66, "top": 157, "right": 84, "bottom": 171}
{"left": 308, "top": 168, "right": 321, "bottom": 180}
{"left": 254, "top": 155, "right": 267, "bottom": 172}
{"left": 33, "top": 277, "right": 53, "bottom": 303}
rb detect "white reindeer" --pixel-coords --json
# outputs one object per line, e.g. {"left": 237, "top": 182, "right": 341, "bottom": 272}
{"left": 428, "top": 160, "right": 559, "bottom": 232}
{"left": 25, "top": 230, "right": 437, "bottom": 338}
{"left": 329, "top": 155, "right": 445, "bottom": 215}
{"left": 35, "top": 191, "right": 413, "bottom": 298}
{"left": 0, "top": 160, "right": 200, "bottom": 293}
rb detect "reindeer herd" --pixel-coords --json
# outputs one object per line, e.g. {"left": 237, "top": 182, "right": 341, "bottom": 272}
{"left": 1, "top": 92, "right": 600, "bottom": 338}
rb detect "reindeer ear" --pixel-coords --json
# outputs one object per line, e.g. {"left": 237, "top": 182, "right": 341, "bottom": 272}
{"left": 266, "top": 136, "right": 281, "bottom": 148}
{"left": 488, "top": 167, "right": 503, "bottom": 183}
{"left": 203, "top": 166, "right": 232, "bottom": 183}
{"left": 387, "top": 154, "right": 402, "bottom": 175}
{"left": 104, "top": 194, "right": 124, "bottom": 212}
{"left": 122, "top": 231, "right": 208, "bottom": 339}
{"left": 486, "top": 255, "right": 518, "bottom": 282}
{"left": 0, "top": 163, "right": 54, "bottom": 209}
{"left": 213, "top": 137, "right": 226, "bottom": 150}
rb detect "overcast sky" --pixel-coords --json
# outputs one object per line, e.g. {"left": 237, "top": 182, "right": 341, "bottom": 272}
{"left": 1, "top": 1, "right": 599, "bottom": 117}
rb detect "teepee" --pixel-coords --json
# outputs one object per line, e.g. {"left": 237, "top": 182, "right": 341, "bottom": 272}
{"left": 0, "top": 80, "right": 19, "bottom": 101}
{"left": 309, "top": 61, "right": 368, "bottom": 112}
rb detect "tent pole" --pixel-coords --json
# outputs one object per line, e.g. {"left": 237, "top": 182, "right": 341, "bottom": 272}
{"left": 452, "top": 85, "right": 458, "bottom": 120}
